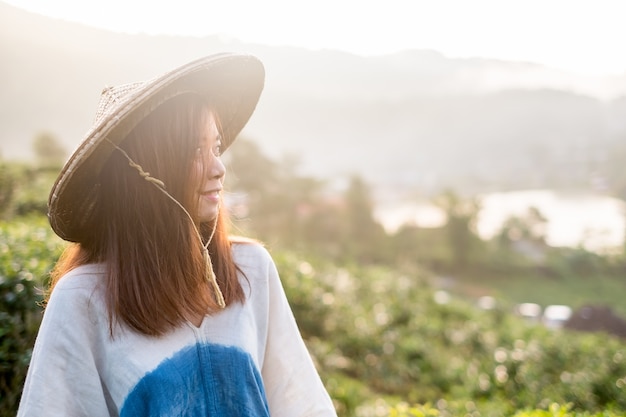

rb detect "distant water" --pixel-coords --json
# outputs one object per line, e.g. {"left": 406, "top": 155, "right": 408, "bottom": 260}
{"left": 374, "top": 189, "right": 626, "bottom": 253}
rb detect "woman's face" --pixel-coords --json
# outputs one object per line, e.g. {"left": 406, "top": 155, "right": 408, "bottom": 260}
{"left": 193, "top": 111, "right": 226, "bottom": 223}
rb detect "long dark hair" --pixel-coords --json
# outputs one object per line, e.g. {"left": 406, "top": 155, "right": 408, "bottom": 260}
{"left": 48, "top": 94, "right": 245, "bottom": 336}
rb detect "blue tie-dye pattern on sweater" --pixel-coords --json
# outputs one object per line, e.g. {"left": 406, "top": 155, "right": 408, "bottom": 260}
{"left": 120, "top": 343, "right": 270, "bottom": 417}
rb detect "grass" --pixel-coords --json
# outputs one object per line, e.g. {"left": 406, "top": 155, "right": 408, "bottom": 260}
{"left": 450, "top": 270, "right": 626, "bottom": 319}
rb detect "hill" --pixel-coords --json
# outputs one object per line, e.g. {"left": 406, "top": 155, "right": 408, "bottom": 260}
{"left": 2, "top": 1, "right": 626, "bottom": 196}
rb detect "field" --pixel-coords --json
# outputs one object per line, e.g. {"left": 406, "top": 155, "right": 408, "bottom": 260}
{"left": 2, "top": 217, "right": 625, "bottom": 416}
{"left": 456, "top": 270, "right": 626, "bottom": 319}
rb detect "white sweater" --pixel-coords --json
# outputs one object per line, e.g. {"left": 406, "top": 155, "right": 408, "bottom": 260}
{"left": 18, "top": 242, "right": 337, "bottom": 416}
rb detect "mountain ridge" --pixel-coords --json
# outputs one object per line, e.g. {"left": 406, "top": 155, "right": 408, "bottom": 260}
{"left": 2, "top": 1, "right": 626, "bottom": 195}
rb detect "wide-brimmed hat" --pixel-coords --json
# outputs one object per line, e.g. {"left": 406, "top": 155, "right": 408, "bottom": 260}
{"left": 48, "top": 53, "right": 265, "bottom": 242}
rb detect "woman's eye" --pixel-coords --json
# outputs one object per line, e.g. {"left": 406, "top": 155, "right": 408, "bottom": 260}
{"left": 195, "top": 144, "right": 221, "bottom": 159}
{"left": 196, "top": 136, "right": 222, "bottom": 159}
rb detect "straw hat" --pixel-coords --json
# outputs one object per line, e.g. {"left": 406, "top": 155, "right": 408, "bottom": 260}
{"left": 48, "top": 53, "right": 265, "bottom": 242}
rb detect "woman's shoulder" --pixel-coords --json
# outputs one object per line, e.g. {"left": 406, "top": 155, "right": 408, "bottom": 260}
{"left": 230, "top": 236, "right": 270, "bottom": 259}
{"left": 230, "top": 236, "right": 276, "bottom": 271}
{"left": 43, "top": 264, "right": 108, "bottom": 328}
{"left": 53, "top": 263, "right": 107, "bottom": 292}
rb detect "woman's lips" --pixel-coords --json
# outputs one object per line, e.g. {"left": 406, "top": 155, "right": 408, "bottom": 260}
{"left": 200, "top": 190, "right": 221, "bottom": 202}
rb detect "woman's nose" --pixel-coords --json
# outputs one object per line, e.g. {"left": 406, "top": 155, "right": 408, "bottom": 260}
{"left": 207, "top": 155, "right": 226, "bottom": 180}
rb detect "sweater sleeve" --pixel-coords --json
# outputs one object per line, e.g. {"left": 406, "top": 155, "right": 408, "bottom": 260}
{"left": 17, "top": 272, "right": 113, "bottom": 417}
{"left": 260, "top": 253, "right": 337, "bottom": 417}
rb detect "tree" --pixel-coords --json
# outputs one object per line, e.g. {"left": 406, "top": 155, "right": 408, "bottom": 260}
{"left": 343, "top": 175, "right": 388, "bottom": 262}
{"left": 225, "top": 137, "right": 325, "bottom": 246}
{"left": 32, "top": 132, "right": 66, "bottom": 169}
{"left": 434, "top": 189, "right": 484, "bottom": 269}
{"left": 498, "top": 206, "right": 548, "bottom": 245}
{"left": 0, "top": 162, "right": 16, "bottom": 217}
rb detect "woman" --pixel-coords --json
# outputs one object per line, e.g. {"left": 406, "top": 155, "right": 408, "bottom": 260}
{"left": 18, "top": 53, "right": 337, "bottom": 416}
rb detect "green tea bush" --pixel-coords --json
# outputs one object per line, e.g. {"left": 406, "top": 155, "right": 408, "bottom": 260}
{"left": 273, "top": 251, "right": 626, "bottom": 416}
{"left": 0, "top": 217, "right": 65, "bottom": 415}
{"left": 2, "top": 219, "right": 625, "bottom": 417}
{"left": 354, "top": 400, "right": 626, "bottom": 416}
{"left": 385, "top": 403, "right": 623, "bottom": 417}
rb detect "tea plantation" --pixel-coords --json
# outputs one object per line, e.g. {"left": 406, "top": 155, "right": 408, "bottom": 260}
{"left": 1, "top": 217, "right": 625, "bottom": 416}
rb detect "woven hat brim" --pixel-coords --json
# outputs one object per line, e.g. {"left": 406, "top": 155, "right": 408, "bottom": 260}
{"left": 48, "top": 53, "right": 265, "bottom": 242}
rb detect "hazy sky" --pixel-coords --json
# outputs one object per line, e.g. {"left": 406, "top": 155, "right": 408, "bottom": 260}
{"left": 4, "top": 0, "right": 626, "bottom": 76}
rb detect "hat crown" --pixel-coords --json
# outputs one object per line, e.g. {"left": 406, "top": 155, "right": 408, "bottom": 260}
{"left": 95, "top": 82, "right": 146, "bottom": 125}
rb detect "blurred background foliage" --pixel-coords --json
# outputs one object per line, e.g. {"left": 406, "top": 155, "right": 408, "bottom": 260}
{"left": 1, "top": 134, "right": 625, "bottom": 416}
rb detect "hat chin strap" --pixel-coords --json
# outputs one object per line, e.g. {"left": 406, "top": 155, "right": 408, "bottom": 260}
{"left": 106, "top": 139, "right": 226, "bottom": 309}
